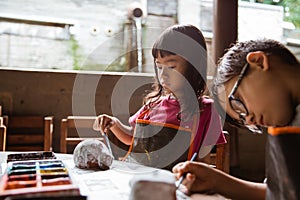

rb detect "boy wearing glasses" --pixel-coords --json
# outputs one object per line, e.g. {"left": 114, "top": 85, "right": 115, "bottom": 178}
{"left": 172, "top": 39, "right": 300, "bottom": 200}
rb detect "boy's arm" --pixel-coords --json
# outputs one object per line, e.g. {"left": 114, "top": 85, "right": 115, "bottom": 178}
{"left": 214, "top": 169, "right": 266, "bottom": 200}
{"left": 173, "top": 161, "right": 266, "bottom": 200}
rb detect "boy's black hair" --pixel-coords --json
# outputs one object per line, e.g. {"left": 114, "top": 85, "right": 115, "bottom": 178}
{"left": 212, "top": 38, "right": 299, "bottom": 130}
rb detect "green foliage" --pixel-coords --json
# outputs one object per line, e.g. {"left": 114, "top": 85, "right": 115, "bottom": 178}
{"left": 282, "top": 0, "right": 300, "bottom": 28}
{"left": 241, "top": 0, "right": 300, "bottom": 28}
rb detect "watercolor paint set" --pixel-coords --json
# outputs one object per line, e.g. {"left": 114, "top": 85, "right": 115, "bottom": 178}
{"left": 0, "top": 152, "right": 81, "bottom": 199}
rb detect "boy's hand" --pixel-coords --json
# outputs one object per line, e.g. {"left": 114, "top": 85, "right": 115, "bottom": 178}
{"left": 172, "top": 161, "right": 217, "bottom": 194}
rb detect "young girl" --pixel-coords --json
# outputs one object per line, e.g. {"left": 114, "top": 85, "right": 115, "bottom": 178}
{"left": 173, "top": 39, "right": 300, "bottom": 199}
{"left": 94, "top": 24, "right": 226, "bottom": 170}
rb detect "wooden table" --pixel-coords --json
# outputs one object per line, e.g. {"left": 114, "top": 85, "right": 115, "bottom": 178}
{"left": 0, "top": 152, "right": 228, "bottom": 200}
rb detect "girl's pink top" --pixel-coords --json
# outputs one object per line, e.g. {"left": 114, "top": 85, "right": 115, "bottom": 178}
{"left": 129, "top": 95, "right": 226, "bottom": 151}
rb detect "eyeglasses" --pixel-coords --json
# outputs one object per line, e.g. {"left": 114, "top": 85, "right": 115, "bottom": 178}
{"left": 228, "top": 63, "right": 262, "bottom": 134}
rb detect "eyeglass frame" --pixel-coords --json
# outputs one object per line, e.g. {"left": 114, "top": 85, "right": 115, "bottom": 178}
{"left": 227, "top": 62, "right": 262, "bottom": 134}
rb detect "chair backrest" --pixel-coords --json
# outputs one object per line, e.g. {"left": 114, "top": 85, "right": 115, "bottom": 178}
{"left": 60, "top": 116, "right": 103, "bottom": 153}
{"left": 0, "top": 124, "right": 6, "bottom": 151}
{"left": 0, "top": 106, "right": 5, "bottom": 151}
{"left": 0, "top": 106, "right": 7, "bottom": 151}
{"left": 4, "top": 116, "right": 53, "bottom": 151}
{"left": 210, "top": 131, "right": 230, "bottom": 173}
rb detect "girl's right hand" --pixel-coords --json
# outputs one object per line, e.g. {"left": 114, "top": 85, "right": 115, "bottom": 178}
{"left": 93, "top": 114, "right": 117, "bottom": 135}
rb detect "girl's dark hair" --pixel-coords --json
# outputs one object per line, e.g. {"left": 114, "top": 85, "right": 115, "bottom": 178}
{"left": 144, "top": 24, "right": 208, "bottom": 111}
{"left": 212, "top": 38, "right": 299, "bottom": 126}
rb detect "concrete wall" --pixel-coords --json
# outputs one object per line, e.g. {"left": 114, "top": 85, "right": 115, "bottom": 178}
{"left": 0, "top": 0, "right": 177, "bottom": 72}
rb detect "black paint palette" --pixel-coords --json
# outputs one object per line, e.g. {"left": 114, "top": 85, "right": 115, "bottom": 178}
{"left": 6, "top": 151, "right": 56, "bottom": 163}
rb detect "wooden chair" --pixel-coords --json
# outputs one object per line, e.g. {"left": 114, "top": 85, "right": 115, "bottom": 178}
{"left": 0, "top": 124, "right": 6, "bottom": 151}
{"left": 210, "top": 131, "right": 230, "bottom": 173}
{"left": 0, "top": 106, "right": 6, "bottom": 151}
{"left": 60, "top": 116, "right": 104, "bottom": 153}
{"left": 3, "top": 116, "right": 53, "bottom": 151}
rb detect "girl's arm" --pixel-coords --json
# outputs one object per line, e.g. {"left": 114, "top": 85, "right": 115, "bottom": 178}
{"left": 94, "top": 114, "right": 133, "bottom": 145}
{"left": 109, "top": 117, "right": 133, "bottom": 145}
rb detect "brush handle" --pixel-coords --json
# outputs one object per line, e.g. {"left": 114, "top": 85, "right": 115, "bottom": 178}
{"left": 103, "top": 134, "right": 113, "bottom": 156}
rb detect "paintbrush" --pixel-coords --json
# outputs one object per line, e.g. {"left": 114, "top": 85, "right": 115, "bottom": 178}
{"left": 94, "top": 117, "right": 114, "bottom": 156}
{"left": 103, "top": 133, "right": 113, "bottom": 156}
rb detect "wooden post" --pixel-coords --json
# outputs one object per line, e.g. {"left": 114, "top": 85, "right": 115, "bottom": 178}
{"left": 212, "top": 0, "right": 238, "bottom": 62}
{"left": 212, "top": 0, "right": 239, "bottom": 173}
